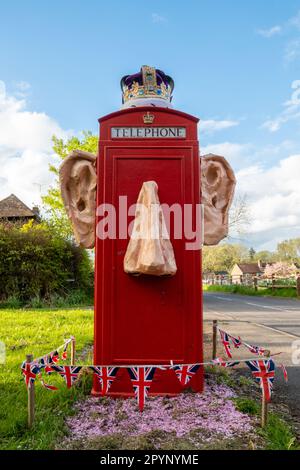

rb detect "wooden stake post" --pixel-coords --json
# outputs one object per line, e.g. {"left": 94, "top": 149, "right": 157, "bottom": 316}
{"left": 212, "top": 320, "right": 218, "bottom": 360}
{"left": 26, "top": 354, "right": 35, "bottom": 428}
{"left": 261, "top": 350, "right": 271, "bottom": 428}
{"left": 71, "top": 337, "right": 76, "bottom": 366}
{"left": 297, "top": 275, "right": 300, "bottom": 298}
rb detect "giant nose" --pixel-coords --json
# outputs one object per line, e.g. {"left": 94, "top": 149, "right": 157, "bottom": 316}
{"left": 124, "top": 181, "right": 177, "bottom": 276}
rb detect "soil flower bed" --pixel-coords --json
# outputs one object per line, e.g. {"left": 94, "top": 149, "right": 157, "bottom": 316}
{"left": 62, "top": 381, "right": 255, "bottom": 449}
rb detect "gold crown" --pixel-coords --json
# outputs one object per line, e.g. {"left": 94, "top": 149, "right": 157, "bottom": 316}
{"left": 143, "top": 112, "right": 155, "bottom": 124}
{"left": 123, "top": 66, "right": 172, "bottom": 103}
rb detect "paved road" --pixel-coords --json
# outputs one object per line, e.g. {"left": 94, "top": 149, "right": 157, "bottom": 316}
{"left": 203, "top": 292, "right": 300, "bottom": 420}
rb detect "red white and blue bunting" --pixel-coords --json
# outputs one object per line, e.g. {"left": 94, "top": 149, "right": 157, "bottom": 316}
{"left": 218, "top": 328, "right": 266, "bottom": 358}
{"left": 90, "top": 366, "right": 119, "bottom": 396}
{"left": 21, "top": 330, "right": 288, "bottom": 411}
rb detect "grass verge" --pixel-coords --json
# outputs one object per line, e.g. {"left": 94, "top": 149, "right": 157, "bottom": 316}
{"left": 235, "top": 397, "right": 299, "bottom": 450}
{"left": 203, "top": 284, "right": 298, "bottom": 298}
{"left": 0, "top": 308, "right": 93, "bottom": 450}
{"left": 260, "top": 413, "right": 299, "bottom": 450}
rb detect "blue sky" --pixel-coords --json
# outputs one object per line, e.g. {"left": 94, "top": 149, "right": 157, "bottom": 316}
{"left": 1, "top": 1, "right": 300, "bottom": 250}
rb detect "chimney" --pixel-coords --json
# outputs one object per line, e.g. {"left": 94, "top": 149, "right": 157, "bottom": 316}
{"left": 257, "top": 259, "right": 262, "bottom": 269}
{"left": 32, "top": 206, "right": 40, "bottom": 221}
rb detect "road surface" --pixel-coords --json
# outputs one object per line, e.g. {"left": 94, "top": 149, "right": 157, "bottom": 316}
{"left": 203, "top": 292, "right": 300, "bottom": 420}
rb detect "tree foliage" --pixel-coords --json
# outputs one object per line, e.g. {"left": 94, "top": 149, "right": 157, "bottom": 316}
{"left": 203, "top": 237, "right": 300, "bottom": 273}
{"left": 276, "top": 238, "right": 300, "bottom": 262}
{"left": 264, "top": 262, "right": 298, "bottom": 278}
{"left": 202, "top": 243, "right": 249, "bottom": 272}
{"left": 228, "top": 193, "right": 251, "bottom": 238}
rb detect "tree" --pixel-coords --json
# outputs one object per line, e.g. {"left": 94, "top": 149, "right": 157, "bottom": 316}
{"left": 253, "top": 250, "right": 276, "bottom": 263}
{"left": 202, "top": 243, "right": 249, "bottom": 272}
{"left": 42, "top": 132, "right": 98, "bottom": 238}
{"left": 248, "top": 247, "right": 256, "bottom": 260}
{"left": 264, "top": 262, "right": 297, "bottom": 278}
{"left": 228, "top": 193, "right": 251, "bottom": 238}
{"left": 276, "top": 238, "right": 300, "bottom": 262}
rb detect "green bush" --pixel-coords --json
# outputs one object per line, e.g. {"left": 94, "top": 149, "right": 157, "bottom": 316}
{"left": 234, "top": 397, "right": 260, "bottom": 415}
{"left": 0, "top": 223, "right": 93, "bottom": 304}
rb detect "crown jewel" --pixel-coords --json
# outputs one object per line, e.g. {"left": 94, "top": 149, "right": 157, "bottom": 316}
{"left": 121, "top": 66, "right": 174, "bottom": 108}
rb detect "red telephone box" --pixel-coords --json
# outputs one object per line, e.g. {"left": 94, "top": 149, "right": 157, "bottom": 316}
{"left": 92, "top": 106, "right": 203, "bottom": 396}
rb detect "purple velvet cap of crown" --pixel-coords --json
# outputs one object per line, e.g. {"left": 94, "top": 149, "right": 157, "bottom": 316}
{"left": 120, "top": 68, "right": 174, "bottom": 93}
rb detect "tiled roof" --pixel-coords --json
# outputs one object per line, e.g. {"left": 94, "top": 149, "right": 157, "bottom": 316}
{"left": 236, "top": 263, "right": 263, "bottom": 274}
{"left": 0, "top": 194, "right": 35, "bottom": 218}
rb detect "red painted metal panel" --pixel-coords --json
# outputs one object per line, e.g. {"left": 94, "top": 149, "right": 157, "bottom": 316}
{"left": 92, "top": 107, "right": 203, "bottom": 396}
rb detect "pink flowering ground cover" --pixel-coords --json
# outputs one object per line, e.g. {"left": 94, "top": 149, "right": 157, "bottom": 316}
{"left": 61, "top": 382, "right": 255, "bottom": 450}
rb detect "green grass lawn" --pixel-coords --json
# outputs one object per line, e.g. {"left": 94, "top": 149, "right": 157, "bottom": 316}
{"left": 1, "top": 308, "right": 298, "bottom": 451}
{"left": 0, "top": 308, "right": 93, "bottom": 450}
{"left": 203, "top": 284, "right": 298, "bottom": 298}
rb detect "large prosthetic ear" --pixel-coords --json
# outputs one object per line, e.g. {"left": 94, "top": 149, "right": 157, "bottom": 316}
{"left": 201, "top": 154, "right": 236, "bottom": 245}
{"left": 59, "top": 149, "right": 97, "bottom": 248}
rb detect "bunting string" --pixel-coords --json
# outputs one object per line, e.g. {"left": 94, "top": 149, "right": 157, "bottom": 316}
{"left": 29, "top": 337, "right": 73, "bottom": 371}
{"left": 21, "top": 329, "right": 288, "bottom": 411}
{"left": 218, "top": 328, "right": 267, "bottom": 358}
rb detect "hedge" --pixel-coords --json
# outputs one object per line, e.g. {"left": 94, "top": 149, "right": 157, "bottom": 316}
{"left": 0, "top": 223, "right": 93, "bottom": 303}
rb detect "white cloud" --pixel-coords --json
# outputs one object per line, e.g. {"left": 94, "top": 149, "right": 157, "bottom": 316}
{"left": 262, "top": 80, "right": 300, "bottom": 132}
{"left": 257, "top": 26, "right": 282, "bottom": 38}
{"left": 201, "top": 137, "right": 300, "bottom": 249}
{"left": 284, "top": 38, "right": 300, "bottom": 63}
{"left": 15, "top": 81, "right": 31, "bottom": 92}
{"left": 151, "top": 13, "right": 167, "bottom": 23}
{"left": 199, "top": 119, "right": 239, "bottom": 134}
{"left": 0, "top": 80, "right": 70, "bottom": 207}
{"left": 289, "top": 10, "right": 300, "bottom": 29}
{"left": 256, "top": 10, "right": 300, "bottom": 65}
{"left": 236, "top": 154, "right": 300, "bottom": 239}
{"left": 13, "top": 81, "right": 31, "bottom": 98}
{"left": 200, "top": 141, "right": 252, "bottom": 169}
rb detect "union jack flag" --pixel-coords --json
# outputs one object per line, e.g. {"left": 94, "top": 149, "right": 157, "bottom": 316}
{"left": 127, "top": 367, "right": 156, "bottom": 411}
{"left": 38, "top": 354, "right": 55, "bottom": 374}
{"left": 51, "top": 351, "right": 60, "bottom": 363}
{"left": 61, "top": 348, "right": 68, "bottom": 361}
{"left": 45, "top": 364, "right": 55, "bottom": 374}
{"left": 219, "top": 329, "right": 232, "bottom": 358}
{"left": 61, "top": 340, "right": 70, "bottom": 360}
{"left": 245, "top": 359, "right": 276, "bottom": 402}
{"left": 90, "top": 366, "right": 119, "bottom": 395}
{"left": 37, "top": 373, "right": 58, "bottom": 391}
{"left": 212, "top": 357, "right": 240, "bottom": 368}
{"left": 21, "top": 362, "right": 40, "bottom": 389}
{"left": 228, "top": 334, "right": 242, "bottom": 349}
{"left": 244, "top": 342, "right": 265, "bottom": 356}
{"left": 51, "top": 365, "right": 82, "bottom": 388}
{"left": 172, "top": 364, "right": 201, "bottom": 386}
{"left": 279, "top": 364, "right": 288, "bottom": 383}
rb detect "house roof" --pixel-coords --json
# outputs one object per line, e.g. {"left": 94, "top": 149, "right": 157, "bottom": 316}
{"left": 0, "top": 194, "right": 36, "bottom": 218}
{"left": 235, "top": 263, "right": 263, "bottom": 274}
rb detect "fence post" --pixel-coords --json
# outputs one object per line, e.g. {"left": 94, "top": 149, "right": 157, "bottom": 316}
{"left": 261, "top": 350, "right": 271, "bottom": 428}
{"left": 71, "top": 337, "right": 76, "bottom": 366}
{"left": 272, "top": 274, "right": 275, "bottom": 293}
{"left": 212, "top": 320, "right": 218, "bottom": 360}
{"left": 254, "top": 277, "right": 258, "bottom": 292}
{"left": 26, "top": 354, "right": 35, "bottom": 429}
{"left": 297, "top": 276, "right": 300, "bottom": 298}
